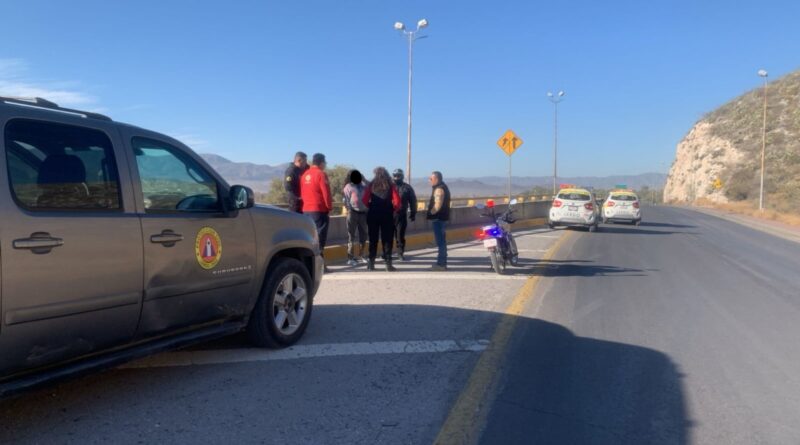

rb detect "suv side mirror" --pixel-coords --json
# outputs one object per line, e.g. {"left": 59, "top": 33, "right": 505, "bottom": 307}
{"left": 230, "top": 185, "right": 255, "bottom": 210}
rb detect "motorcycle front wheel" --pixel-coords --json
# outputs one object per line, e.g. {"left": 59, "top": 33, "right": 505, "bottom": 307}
{"left": 489, "top": 249, "right": 504, "bottom": 275}
{"left": 508, "top": 236, "right": 519, "bottom": 266}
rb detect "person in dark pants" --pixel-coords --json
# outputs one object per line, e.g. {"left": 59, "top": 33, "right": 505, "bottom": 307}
{"left": 426, "top": 171, "right": 451, "bottom": 271}
{"left": 284, "top": 151, "right": 308, "bottom": 213}
{"left": 392, "top": 168, "right": 417, "bottom": 261}
{"left": 362, "top": 167, "right": 401, "bottom": 272}
{"left": 301, "top": 153, "right": 332, "bottom": 272}
{"left": 343, "top": 169, "right": 369, "bottom": 266}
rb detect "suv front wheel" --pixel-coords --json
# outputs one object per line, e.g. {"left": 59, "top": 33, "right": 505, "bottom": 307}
{"left": 247, "top": 257, "right": 314, "bottom": 348}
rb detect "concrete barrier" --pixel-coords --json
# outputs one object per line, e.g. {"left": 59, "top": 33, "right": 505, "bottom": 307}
{"left": 323, "top": 200, "right": 551, "bottom": 262}
{"left": 327, "top": 200, "right": 550, "bottom": 243}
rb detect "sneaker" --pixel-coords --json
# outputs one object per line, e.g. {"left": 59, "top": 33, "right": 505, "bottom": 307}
{"left": 346, "top": 259, "right": 358, "bottom": 266}
{"left": 323, "top": 265, "right": 332, "bottom": 274}
{"left": 430, "top": 264, "right": 447, "bottom": 272}
{"left": 359, "top": 256, "right": 368, "bottom": 264}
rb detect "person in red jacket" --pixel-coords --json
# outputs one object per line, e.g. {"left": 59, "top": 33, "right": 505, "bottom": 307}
{"left": 362, "top": 167, "right": 401, "bottom": 271}
{"left": 301, "top": 153, "right": 333, "bottom": 269}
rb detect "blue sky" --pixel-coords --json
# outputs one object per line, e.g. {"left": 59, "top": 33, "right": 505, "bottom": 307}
{"left": 1, "top": 0, "right": 798, "bottom": 179}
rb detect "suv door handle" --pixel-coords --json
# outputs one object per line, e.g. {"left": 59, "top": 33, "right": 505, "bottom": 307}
{"left": 150, "top": 231, "right": 183, "bottom": 247}
{"left": 13, "top": 232, "right": 64, "bottom": 254}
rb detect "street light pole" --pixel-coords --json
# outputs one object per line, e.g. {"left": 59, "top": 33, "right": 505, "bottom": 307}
{"left": 758, "top": 69, "right": 768, "bottom": 211}
{"left": 547, "top": 91, "right": 565, "bottom": 195}
{"left": 394, "top": 19, "right": 428, "bottom": 186}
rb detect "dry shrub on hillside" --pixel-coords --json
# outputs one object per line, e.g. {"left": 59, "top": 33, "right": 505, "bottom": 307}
{"left": 695, "top": 197, "right": 800, "bottom": 227}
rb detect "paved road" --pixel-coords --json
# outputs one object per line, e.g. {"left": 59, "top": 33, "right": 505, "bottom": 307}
{"left": 4, "top": 206, "right": 800, "bottom": 444}
{"left": 0, "top": 226, "right": 562, "bottom": 445}
{"left": 481, "top": 206, "right": 800, "bottom": 444}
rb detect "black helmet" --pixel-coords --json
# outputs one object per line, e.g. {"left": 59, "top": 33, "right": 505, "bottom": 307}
{"left": 392, "top": 169, "right": 404, "bottom": 179}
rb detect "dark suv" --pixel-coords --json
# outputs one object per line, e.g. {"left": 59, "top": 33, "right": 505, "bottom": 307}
{"left": 0, "top": 97, "right": 323, "bottom": 396}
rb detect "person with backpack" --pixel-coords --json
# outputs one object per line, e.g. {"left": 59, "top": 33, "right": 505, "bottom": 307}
{"left": 362, "top": 167, "right": 401, "bottom": 272}
{"left": 342, "top": 169, "right": 369, "bottom": 266}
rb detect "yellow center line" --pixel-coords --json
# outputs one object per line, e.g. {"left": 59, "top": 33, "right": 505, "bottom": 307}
{"left": 433, "top": 230, "right": 574, "bottom": 445}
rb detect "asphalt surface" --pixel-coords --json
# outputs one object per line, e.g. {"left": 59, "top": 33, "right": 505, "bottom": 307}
{"left": 481, "top": 205, "right": 800, "bottom": 444}
{"left": 3, "top": 206, "right": 800, "bottom": 444}
{"left": 0, "top": 226, "right": 562, "bottom": 445}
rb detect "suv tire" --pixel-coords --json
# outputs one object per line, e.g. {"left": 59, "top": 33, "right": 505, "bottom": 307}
{"left": 247, "top": 257, "right": 314, "bottom": 348}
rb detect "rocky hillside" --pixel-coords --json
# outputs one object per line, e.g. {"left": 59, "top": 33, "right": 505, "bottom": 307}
{"left": 665, "top": 70, "right": 800, "bottom": 211}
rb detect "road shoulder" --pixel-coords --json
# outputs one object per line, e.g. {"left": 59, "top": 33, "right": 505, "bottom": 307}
{"left": 679, "top": 205, "right": 800, "bottom": 244}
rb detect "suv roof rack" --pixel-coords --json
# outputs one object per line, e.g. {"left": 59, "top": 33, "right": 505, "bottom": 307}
{"left": 0, "top": 96, "right": 112, "bottom": 121}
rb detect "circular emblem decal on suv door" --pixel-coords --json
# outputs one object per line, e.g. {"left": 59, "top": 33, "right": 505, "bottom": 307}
{"left": 195, "top": 227, "right": 222, "bottom": 269}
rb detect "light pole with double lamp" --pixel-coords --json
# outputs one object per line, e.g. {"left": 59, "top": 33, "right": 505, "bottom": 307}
{"left": 394, "top": 19, "right": 428, "bottom": 185}
{"left": 547, "top": 91, "right": 565, "bottom": 195}
{"left": 758, "top": 69, "right": 768, "bottom": 211}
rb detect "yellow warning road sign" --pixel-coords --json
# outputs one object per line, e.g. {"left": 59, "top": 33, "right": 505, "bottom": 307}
{"left": 497, "top": 129, "right": 523, "bottom": 156}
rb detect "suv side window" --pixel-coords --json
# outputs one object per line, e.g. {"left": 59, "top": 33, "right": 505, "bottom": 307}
{"left": 4, "top": 119, "right": 122, "bottom": 211}
{"left": 132, "top": 137, "right": 222, "bottom": 213}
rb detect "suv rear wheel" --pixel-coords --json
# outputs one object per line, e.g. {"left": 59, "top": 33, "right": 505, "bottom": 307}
{"left": 247, "top": 257, "right": 313, "bottom": 348}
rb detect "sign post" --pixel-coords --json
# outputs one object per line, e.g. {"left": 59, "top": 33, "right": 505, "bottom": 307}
{"left": 496, "top": 129, "right": 524, "bottom": 202}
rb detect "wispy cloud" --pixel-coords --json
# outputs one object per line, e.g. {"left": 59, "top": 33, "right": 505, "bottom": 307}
{"left": 172, "top": 133, "right": 210, "bottom": 149}
{"left": 0, "top": 59, "right": 97, "bottom": 108}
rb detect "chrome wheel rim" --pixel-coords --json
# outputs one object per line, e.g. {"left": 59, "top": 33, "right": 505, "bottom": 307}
{"left": 272, "top": 273, "right": 307, "bottom": 336}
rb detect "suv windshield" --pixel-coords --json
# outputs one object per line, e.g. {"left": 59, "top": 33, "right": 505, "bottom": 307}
{"left": 610, "top": 194, "right": 637, "bottom": 201}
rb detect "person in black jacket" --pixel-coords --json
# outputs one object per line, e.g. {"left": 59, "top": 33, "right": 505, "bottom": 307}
{"left": 392, "top": 169, "right": 417, "bottom": 261}
{"left": 283, "top": 151, "right": 308, "bottom": 213}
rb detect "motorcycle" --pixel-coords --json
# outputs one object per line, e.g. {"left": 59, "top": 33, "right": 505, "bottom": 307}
{"left": 475, "top": 199, "right": 520, "bottom": 274}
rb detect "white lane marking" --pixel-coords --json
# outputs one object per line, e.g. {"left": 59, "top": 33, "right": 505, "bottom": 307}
{"left": 121, "top": 340, "right": 490, "bottom": 369}
{"left": 323, "top": 273, "right": 529, "bottom": 281}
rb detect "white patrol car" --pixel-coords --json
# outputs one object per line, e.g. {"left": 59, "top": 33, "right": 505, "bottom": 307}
{"left": 602, "top": 190, "right": 642, "bottom": 225}
{"left": 548, "top": 187, "right": 600, "bottom": 232}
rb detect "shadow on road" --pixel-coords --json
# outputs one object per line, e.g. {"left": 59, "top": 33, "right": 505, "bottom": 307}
{"left": 0, "top": 304, "right": 690, "bottom": 445}
{"left": 524, "top": 261, "right": 648, "bottom": 277}
{"left": 638, "top": 222, "right": 696, "bottom": 229}
{"left": 480, "top": 310, "right": 690, "bottom": 445}
{"left": 353, "top": 256, "right": 649, "bottom": 277}
{"left": 597, "top": 226, "right": 697, "bottom": 236}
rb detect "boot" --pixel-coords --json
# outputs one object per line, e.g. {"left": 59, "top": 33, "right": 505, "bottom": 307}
{"left": 367, "top": 259, "right": 376, "bottom": 271}
{"left": 385, "top": 258, "right": 397, "bottom": 272}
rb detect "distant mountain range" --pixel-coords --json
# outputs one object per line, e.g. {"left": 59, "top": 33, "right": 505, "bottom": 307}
{"left": 200, "top": 154, "right": 666, "bottom": 197}
{"left": 200, "top": 154, "right": 289, "bottom": 192}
